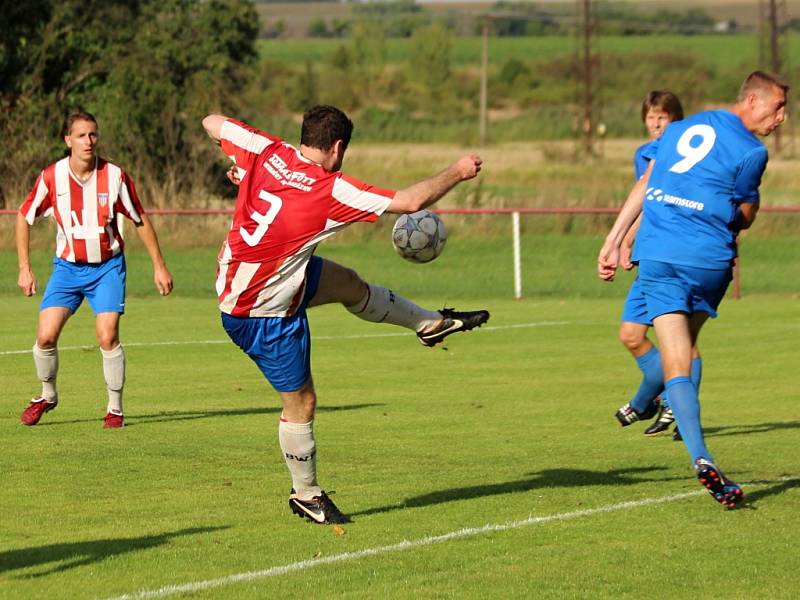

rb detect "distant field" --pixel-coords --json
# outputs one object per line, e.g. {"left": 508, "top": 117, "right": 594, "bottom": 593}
{"left": 3, "top": 140, "right": 798, "bottom": 248}
{"left": 258, "top": 33, "right": 800, "bottom": 67}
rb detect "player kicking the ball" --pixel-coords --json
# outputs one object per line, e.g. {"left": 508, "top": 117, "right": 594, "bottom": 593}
{"left": 598, "top": 72, "right": 788, "bottom": 508}
{"left": 202, "top": 106, "right": 489, "bottom": 524}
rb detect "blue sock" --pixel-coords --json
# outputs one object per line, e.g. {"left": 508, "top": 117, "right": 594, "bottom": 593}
{"left": 665, "top": 376, "right": 712, "bottom": 463}
{"left": 630, "top": 347, "right": 665, "bottom": 414}
{"left": 691, "top": 357, "right": 702, "bottom": 395}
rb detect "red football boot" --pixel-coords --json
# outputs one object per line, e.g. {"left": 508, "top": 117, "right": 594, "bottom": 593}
{"left": 21, "top": 397, "right": 58, "bottom": 426}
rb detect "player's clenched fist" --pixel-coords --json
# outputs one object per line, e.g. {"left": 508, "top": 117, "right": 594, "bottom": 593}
{"left": 454, "top": 155, "right": 482, "bottom": 180}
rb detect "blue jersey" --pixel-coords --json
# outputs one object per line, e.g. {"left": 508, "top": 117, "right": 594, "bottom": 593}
{"left": 633, "top": 110, "right": 767, "bottom": 269}
{"left": 633, "top": 140, "right": 656, "bottom": 181}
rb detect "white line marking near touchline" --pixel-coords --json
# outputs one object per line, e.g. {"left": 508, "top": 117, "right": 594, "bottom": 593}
{"left": 0, "top": 321, "right": 576, "bottom": 357}
{"left": 103, "top": 489, "right": 703, "bottom": 600}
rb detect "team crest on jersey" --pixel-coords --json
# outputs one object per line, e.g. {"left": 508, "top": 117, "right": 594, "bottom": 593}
{"left": 98, "top": 193, "right": 109, "bottom": 207}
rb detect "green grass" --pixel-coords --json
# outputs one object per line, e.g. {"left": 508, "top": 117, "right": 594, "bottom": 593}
{"left": 1, "top": 245, "right": 799, "bottom": 598}
{"left": 4, "top": 231, "right": 800, "bottom": 299}
{"left": 258, "top": 33, "right": 800, "bottom": 68}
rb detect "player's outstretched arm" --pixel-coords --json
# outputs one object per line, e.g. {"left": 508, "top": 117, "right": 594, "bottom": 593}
{"left": 16, "top": 212, "right": 36, "bottom": 296}
{"left": 202, "top": 114, "right": 228, "bottom": 145}
{"left": 597, "top": 163, "right": 652, "bottom": 281}
{"left": 387, "top": 155, "right": 482, "bottom": 214}
{"left": 134, "top": 214, "right": 173, "bottom": 296}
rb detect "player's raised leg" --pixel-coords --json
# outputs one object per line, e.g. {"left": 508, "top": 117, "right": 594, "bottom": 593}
{"left": 309, "top": 258, "right": 490, "bottom": 346}
{"left": 21, "top": 307, "right": 71, "bottom": 426}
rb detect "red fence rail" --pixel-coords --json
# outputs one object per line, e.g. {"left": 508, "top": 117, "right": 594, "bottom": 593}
{"left": 3, "top": 206, "right": 800, "bottom": 216}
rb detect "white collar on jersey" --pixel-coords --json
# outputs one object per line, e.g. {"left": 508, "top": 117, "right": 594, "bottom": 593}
{"left": 68, "top": 156, "right": 98, "bottom": 185}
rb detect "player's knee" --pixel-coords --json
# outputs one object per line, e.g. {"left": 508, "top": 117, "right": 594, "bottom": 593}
{"left": 292, "top": 390, "right": 317, "bottom": 421}
{"left": 341, "top": 267, "right": 367, "bottom": 304}
{"left": 302, "top": 394, "right": 317, "bottom": 416}
{"left": 618, "top": 327, "right": 645, "bottom": 351}
{"left": 36, "top": 333, "right": 59, "bottom": 349}
{"left": 96, "top": 332, "right": 119, "bottom": 351}
{"left": 297, "top": 380, "right": 317, "bottom": 414}
{"left": 343, "top": 266, "right": 365, "bottom": 290}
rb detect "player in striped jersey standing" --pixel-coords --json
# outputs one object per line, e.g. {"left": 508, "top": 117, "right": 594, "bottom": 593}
{"left": 203, "top": 105, "right": 489, "bottom": 524}
{"left": 16, "top": 111, "right": 173, "bottom": 428}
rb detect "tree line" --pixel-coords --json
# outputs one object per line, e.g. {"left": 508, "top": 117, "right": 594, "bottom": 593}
{"left": 1, "top": 0, "right": 258, "bottom": 208}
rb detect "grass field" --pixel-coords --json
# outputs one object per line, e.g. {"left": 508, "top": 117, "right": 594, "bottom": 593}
{"left": 257, "top": 33, "right": 800, "bottom": 69}
{"left": 1, "top": 241, "right": 799, "bottom": 599}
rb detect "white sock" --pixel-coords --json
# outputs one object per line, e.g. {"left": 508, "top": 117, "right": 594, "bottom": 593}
{"left": 101, "top": 344, "right": 125, "bottom": 415}
{"left": 279, "top": 418, "right": 321, "bottom": 500}
{"left": 346, "top": 284, "right": 440, "bottom": 332}
{"left": 32, "top": 344, "right": 58, "bottom": 402}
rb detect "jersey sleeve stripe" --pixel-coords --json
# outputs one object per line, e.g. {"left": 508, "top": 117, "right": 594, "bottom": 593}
{"left": 117, "top": 173, "right": 143, "bottom": 223}
{"left": 332, "top": 176, "right": 393, "bottom": 218}
{"left": 221, "top": 120, "right": 273, "bottom": 156}
{"left": 329, "top": 201, "right": 382, "bottom": 223}
{"left": 20, "top": 172, "right": 50, "bottom": 225}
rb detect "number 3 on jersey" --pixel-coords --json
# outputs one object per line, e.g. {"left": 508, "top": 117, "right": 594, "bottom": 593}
{"left": 240, "top": 190, "right": 283, "bottom": 247}
{"left": 669, "top": 124, "right": 716, "bottom": 174}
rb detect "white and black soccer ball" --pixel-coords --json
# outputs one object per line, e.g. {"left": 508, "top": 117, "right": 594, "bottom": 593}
{"left": 391, "top": 210, "right": 447, "bottom": 264}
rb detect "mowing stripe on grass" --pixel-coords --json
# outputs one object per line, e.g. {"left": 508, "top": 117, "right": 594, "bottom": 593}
{"left": 0, "top": 321, "right": 573, "bottom": 356}
{"left": 104, "top": 489, "right": 703, "bottom": 600}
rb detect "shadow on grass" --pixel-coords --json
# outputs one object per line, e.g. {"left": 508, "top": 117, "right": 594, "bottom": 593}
{"left": 742, "top": 477, "right": 800, "bottom": 509}
{"left": 1, "top": 526, "right": 228, "bottom": 579}
{"left": 33, "top": 403, "right": 384, "bottom": 427}
{"left": 704, "top": 421, "right": 800, "bottom": 439}
{"left": 352, "top": 466, "right": 679, "bottom": 518}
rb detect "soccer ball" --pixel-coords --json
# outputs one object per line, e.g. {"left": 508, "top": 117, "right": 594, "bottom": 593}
{"left": 391, "top": 210, "right": 447, "bottom": 263}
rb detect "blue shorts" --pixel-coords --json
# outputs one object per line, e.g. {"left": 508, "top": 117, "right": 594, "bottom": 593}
{"left": 638, "top": 259, "right": 731, "bottom": 321}
{"left": 621, "top": 277, "right": 651, "bottom": 325}
{"left": 221, "top": 256, "right": 323, "bottom": 393}
{"left": 40, "top": 253, "right": 127, "bottom": 314}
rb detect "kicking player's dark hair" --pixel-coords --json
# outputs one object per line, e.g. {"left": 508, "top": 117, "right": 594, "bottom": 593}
{"left": 641, "top": 90, "right": 684, "bottom": 123}
{"left": 301, "top": 105, "right": 353, "bottom": 152}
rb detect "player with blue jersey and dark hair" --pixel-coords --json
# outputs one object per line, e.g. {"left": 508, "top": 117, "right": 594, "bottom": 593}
{"left": 598, "top": 71, "right": 788, "bottom": 508}
{"left": 616, "top": 90, "right": 692, "bottom": 439}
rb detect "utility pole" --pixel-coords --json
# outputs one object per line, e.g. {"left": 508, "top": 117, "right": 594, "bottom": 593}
{"left": 479, "top": 19, "right": 489, "bottom": 146}
{"left": 577, "top": 0, "right": 598, "bottom": 155}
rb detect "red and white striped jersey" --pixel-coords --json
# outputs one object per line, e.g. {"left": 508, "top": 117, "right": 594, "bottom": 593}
{"left": 216, "top": 118, "right": 395, "bottom": 317}
{"left": 19, "top": 157, "right": 145, "bottom": 264}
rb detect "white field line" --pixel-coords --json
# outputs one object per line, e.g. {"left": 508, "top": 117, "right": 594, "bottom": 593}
{"left": 104, "top": 489, "right": 703, "bottom": 600}
{"left": 0, "top": 321, "right": 573, "bottom": 357}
